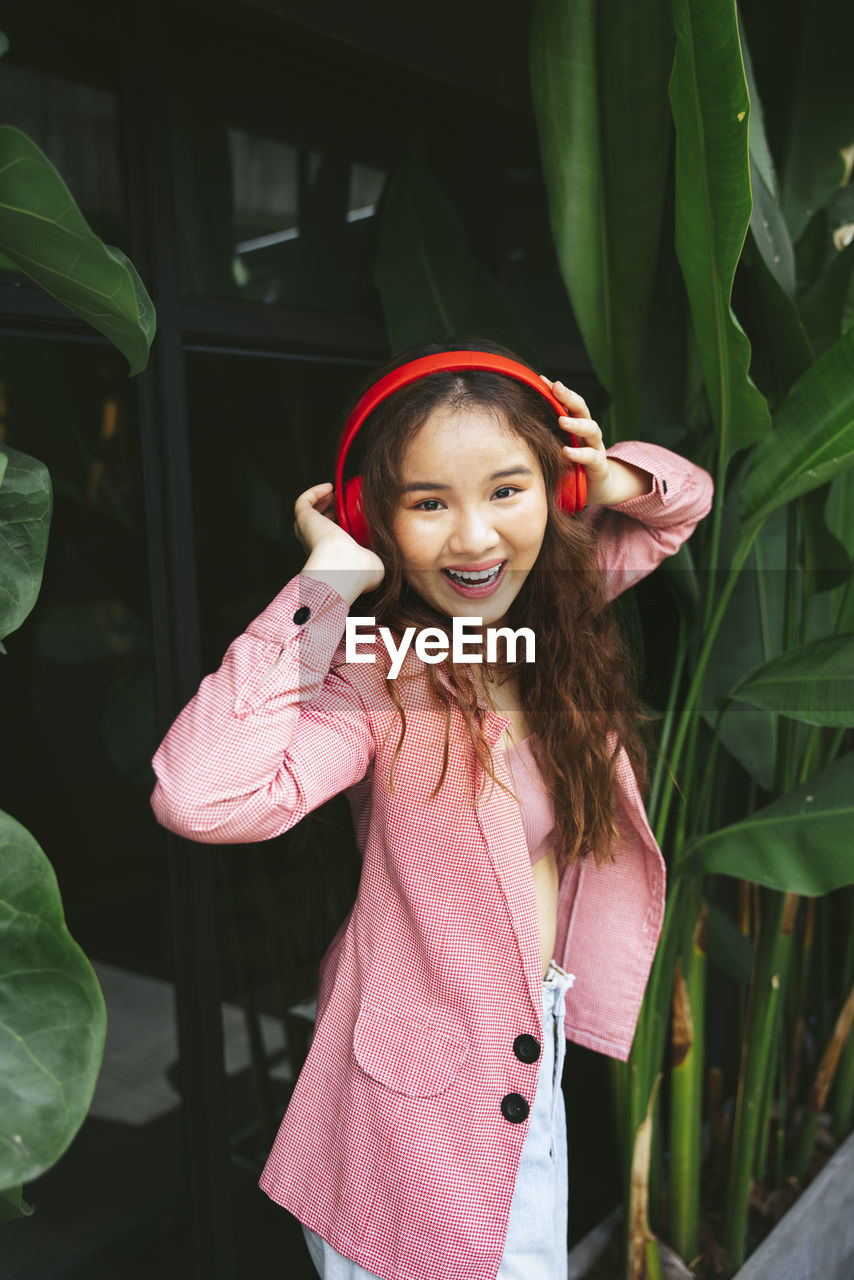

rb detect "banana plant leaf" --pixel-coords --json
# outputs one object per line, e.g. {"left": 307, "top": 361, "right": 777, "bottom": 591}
{"left": 373, "top": 155, "right": 532, "bottom": 358}
{"left": 530, "top": 0, "right": 672, "bottom": 436}
{"left": 737, "top": 13, "right": 778, "bottom": 202}
{"left": 0, "top": 126, "right": 155, "bottom": 375}
{"left": 798, "top": 484, "right": 851, "bottom": 597}
{"left": 0, "top": 810, "right": 106, "bottom": 1191}
{"left": 676, "top": 753, "right": 854, "bottom": 894}
{"left": 744, "top": 236, "right": 813, "bottom": 401}
{"left": 827, "top": 470, "right": 854, "bottom": 633}
{"left": 799, "top": 239, "right": 854, "bottom": 357}
{"left": 739, "top": 324, "right": 854, "bottom": 529}
{"left": 728, "top": 633, "right": 854, "bottom": 726}
{"left": 749, "top": 157, "right": 796, "bottom": 301}
{"left": 0, "top": 444, "right": 52, "bottom": 647}
{"left": 669, "top": 0, "right": 770, "bottom": 458}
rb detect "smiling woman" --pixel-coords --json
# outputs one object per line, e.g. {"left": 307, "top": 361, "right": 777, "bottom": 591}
{"left": 150, "top": 334, "right": 713, "bottom": 1280}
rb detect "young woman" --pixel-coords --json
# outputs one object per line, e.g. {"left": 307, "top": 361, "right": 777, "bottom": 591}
{"left": 151, "top": 339, "right": 714, "bottom": 1280}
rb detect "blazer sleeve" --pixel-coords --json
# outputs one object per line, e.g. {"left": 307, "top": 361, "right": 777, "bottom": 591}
{"left": 150, "top": 575, "right": 375, "bottom": 844}
{"left": 581, "top": 440, "right": 714, "bottom": 602}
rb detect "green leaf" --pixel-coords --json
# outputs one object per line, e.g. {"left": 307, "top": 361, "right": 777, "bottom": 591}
{"left": 530, "top": 0, "right": 672, "bottom": 435}
{"left": 677, "top": 754, "right": 854, "bottom": 895}
{"left": 739, "top": 324, "right": 854, "bottom": 528}
{"left": 827, "top": 470, "right": 854, "bottom": 632}
{"left": 669, "top": 0, "right": 770, "bottom": 458}
{"left": 738, "top": 12, "right": 778, "bottom": 202}
{"left": 0, "top": 810, "right": 106, "bottom": 1190}
{"left": 798, "top": 484, "right": 851, "bottom": 596}
{"left": 0, "top": 1183, "right": 33, "bottom": 1220}
{"left": 728, "top": 634, "right": 854, "bottom": 726}
{"left": 0, "top": 126, "right": 155, "bottom": 375}
{"left": 799, "top": 239, "right": 854, "bottom": 357}
{"left": 743, "top": 234, "right": 813, "bottom": 402}
{"left": 0, "top": 445, "right": 52, "bottom": 643}
{"left": 373, "top": 156, "right": 532, "bottom": 358}
{"left": 749, "top": 157, "right": 795, "bottom": 300}
{"left": 0, "top": 31, "right": 8, "bottom": 60}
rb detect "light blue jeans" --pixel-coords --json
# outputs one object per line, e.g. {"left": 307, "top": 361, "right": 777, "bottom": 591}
{"left": 303, "top": 961, "right": 572, "bottom": 1279}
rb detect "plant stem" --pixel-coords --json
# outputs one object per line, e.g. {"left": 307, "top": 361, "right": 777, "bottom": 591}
{"left": 648, "top": 613, "right": 689, "bottom": 820}
{"left": 668, "top": 895, "right": 707, "bottom": 1262}
{"left": 652, "top": 528, "right": 760, "bottom": 854}
{"left": 723, "top": 892, "right": 799, "bottom": 1270}
{"left": 792, "top": 980, "right": 854, "bottom": 1182}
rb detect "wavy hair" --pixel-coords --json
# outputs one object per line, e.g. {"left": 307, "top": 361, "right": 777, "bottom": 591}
{"left": 342, "top": 337, "right": 651, "bottom": 869}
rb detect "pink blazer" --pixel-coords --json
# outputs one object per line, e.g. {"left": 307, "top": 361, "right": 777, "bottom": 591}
{"left": 151, "top": 440, "right": 713, "bottom": 1280}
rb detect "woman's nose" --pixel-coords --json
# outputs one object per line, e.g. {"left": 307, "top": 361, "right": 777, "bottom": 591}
{"left": 447, "top": 506, "right": 501, "bottom": 557}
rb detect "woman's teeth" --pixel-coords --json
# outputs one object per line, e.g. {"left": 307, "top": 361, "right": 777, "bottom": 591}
{"left": 444, "top": 564, "right": 503, "bottom": 585}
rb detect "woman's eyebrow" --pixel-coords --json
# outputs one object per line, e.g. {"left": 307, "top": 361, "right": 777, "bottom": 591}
{"left": 400, "top": 465, "right": 535, "bottom": 494}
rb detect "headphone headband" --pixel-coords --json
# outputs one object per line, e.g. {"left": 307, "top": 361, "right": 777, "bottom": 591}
{"left": 334, "top": 350, "right": 586, "bottom": 540}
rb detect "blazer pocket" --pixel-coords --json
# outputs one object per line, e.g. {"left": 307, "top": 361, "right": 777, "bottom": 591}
{"left": 353, "top": 1004, "right": 469, "bottom": 1098}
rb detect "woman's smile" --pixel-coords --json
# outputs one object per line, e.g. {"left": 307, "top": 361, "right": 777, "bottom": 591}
{"left": 391, "top": 405, "right": 549, "bottom": 627}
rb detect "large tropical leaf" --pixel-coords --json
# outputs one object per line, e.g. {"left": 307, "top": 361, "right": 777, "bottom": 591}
{"left": 677, "top": 753, "right": 854, "bottom": 894}
{"left": 738, "top": 324, "right": 854, "bottom": 529}
{"left": 799, "top": 239, "right": 854, "bottom": 357}
{"left": 738, "top": 14, "right": 778, "bottom": 202}
{"left": 373, "top": 156, "right": 532, "bottom": 358}
{"left": 728, "top": 634, "right": 854, "bottom": 726}
{"left": 827, "top": 469, "right": 854, "bottom": 633}
{"left": 530, "top": 0, "right": 672, "bottom": 436}
{"left": 0, "top": 444, "right": 52, "bottom": 646}
{"left": 0, "top": 126, "right": 155, "bottom": 375}
{"left": 669, "top": 0, "right": 770, "bottom": 458}
{"left": 0, "top": 810, "right": 106, "bottom": 1191}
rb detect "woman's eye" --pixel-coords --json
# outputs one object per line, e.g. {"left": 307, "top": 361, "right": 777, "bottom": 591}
{"left": 414, "top": 499, "right": 445, "bottom": 512}
{"left": 492, "top": 486, "right": 519, "bottom": 500}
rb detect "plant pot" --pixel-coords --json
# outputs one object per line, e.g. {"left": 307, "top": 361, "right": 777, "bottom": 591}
{"left": 731, "top": 1129, "right": 854, "bottom": 1280}
{"left": 565, "top": 1129, "right": 854, "bottom": 1279}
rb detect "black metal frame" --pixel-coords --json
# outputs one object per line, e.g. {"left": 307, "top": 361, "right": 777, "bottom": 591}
{"left": 0, "top": 3, "right": 592, "bottom": 1273}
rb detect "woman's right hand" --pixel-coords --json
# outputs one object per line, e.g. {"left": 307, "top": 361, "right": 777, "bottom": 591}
{"left": 294, "top": 482, "right": 385, "bottom": 603}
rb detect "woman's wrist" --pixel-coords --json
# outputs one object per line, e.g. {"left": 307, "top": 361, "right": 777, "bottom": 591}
{"left": 595, "top": 459, "right": 654, "bottom": 506}
{"left": 301, "top": 551, "right": 377, "bottom": 606}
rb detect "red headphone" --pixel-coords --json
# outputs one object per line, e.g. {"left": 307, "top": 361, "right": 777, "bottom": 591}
{"left": 333, "top": 351, "right": 587, "bottom": 548}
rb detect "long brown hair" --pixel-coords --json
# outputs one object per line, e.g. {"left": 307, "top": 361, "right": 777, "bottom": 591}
{"left": 342, "top": 337, "right": 650, "bottom": 868}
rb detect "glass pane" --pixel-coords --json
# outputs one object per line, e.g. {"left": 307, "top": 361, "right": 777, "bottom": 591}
{"left": 0, "top": 341, "right": 186, "bottom": 1278}
{"left": 0, "top": 5, "right": 127, "bottom": 249}
{"left": 184, "top": 350, "right": 366, "bottom": 1271}
{"left": 171, "top": 71, "right": 392, "bottom": 315}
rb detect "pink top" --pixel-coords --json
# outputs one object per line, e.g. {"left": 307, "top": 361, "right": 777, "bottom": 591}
{"left": 501, "top": 735, "right": 556, "bottom": 865}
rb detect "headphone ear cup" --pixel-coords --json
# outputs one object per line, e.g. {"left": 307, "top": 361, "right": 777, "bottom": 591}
{"left": 343, "top": 474, "right": 373, "bottom": 548}
{"left": 556, "top": 435, "right": 587, "bottom": 514}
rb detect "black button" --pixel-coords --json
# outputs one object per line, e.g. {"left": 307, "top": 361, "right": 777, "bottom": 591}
{"left": 501, "top": 1093, "right": 529, "bottom": 1124}
{"left": 513, "top": 1034, "right": 541, "bottom": 1064}
{"left": 661, "top": 478, "right": 668, "bottom": 495}
{"left": 293, "top": 606, "right": 311, "bottom": 624}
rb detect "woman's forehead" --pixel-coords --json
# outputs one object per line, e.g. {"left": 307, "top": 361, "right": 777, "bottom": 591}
{"left": 401, "top": 405, "right": 534, "bottom": 471}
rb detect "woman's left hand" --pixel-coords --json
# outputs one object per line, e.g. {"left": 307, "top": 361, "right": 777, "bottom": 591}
{"left": 539, "top": 375, "right": 615, "bottom": 507}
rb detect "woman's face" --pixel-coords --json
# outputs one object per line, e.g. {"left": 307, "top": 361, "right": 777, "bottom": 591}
{"left": 391, "top": 404, "right": 549, "bottom": 628}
